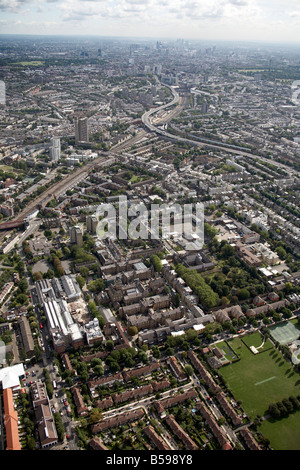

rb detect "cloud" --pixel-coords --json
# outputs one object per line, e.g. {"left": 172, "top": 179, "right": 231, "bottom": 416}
{"left": 0, "top": 0, "right": 299, "bottom": 42}
{"left": 0, "top": 0, "right": 32, "bottom": 12}
{"left": 287, "top": 10, "right": 300, "bottom": 18}
{"left": 33, "top": 0, "right": 260, "bottom": 26}
{"left": 228, "top": 0, "right": 248, "bottom": 6}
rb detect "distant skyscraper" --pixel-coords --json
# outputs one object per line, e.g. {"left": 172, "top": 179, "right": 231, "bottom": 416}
{"left": 49, "top": 137, "right": 61, "bottom": 161}
{"left": 75, "top": 117, "right": 89, "bottom": 144}
{"left": 153, "top": 64, "right": 162, "bottom": 75}
{"left": 202, "top": 102, "right": 209, "bottom": 114}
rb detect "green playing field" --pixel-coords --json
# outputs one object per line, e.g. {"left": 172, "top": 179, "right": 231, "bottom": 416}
{"left": 220, "top": 336, "right": 300, "bottom": 418}
{"left": 219, "top": 332, "right": 300, "bottom": 449}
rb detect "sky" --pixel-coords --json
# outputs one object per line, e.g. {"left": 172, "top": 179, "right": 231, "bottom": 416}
{"left": 0, "top": 0, "right": 300, "bottom": 43}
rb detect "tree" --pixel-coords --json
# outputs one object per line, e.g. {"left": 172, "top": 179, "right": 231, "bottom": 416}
{"left": 175, "top": 264, "right": 219, "bottom": 309}
{"left": 33, "top": 271, "right": 43, "bottom": 282}
{"left": 18, "top": 278, "right": 28, "bottom": 293}
{"left": 52, "top": 256, "right": 64, "bottom": 277}
{"left": 14, "top": 293, "right": 29, "bottom": 307}
{"left": 88, "top": 279, "right": 105, "bottom": 294}
{"left": 26, "top": 436, "right": 36, "bottom": 450}
{"left": 105, "top": 340, "right": 114, "bottom": 351}
{"left": 276, "top": 246, "right": 287, "bottom": 259}
{"left": 80, "top": 266, "right": 90, "bottom": 278}
{"left": 89, "top": 408, "right": 103, "bottom": 424}
{"left": 184, "top": 365, "right": 194, "bottom": 377}
{"left": 165, "top": 347, "right": 174, "bottom": 356}
{"left": 76, "top": 275, "right": 85, "bottom": 289}
{"left": 128, "top": 326, "right": 138, "bottom": 337}
{"left": 107, "top": 360, "right": 120, "bottom": 372}
{"left": 238, "top": 288, "right": 250, "bottom": 301}
{"left": 222, "top": 265, "right": 231, "bottom": 275}
{"left": 173, "top": 293, "right": 181, "bottom": 308}
{"left": 93, "top": 364, "right": 104, "bottom": 377}
{"left": 204, "top": 223, "right": 217, "bottom": 239}
{"left": 150, "top": 254, "right": 163, "bottom": 273}
{"left": 151, "top": 346, "right": 161, "bottom": 359}
{"left": 220, "top": 243, "right": 235, "bottom": 258}
{"left": 138, "top": 351, "right": 149, "bottom": 364}
{"left": 185, "top": 329, "right": 198, "bottom": 344}
{"left": 88, "top": 300, "right": 98, "bottom": 316}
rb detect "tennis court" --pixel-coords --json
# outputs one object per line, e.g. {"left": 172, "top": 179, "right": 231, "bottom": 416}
{"left": 269, "top": 321, "right": 300, "bottom": 345}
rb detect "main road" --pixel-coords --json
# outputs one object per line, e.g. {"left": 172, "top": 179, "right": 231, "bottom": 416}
{"left": 141, "top": 82, "right": 298, "bottom": 178}
{"left": 2, "top": 82, "right": 294, "bottom": 244}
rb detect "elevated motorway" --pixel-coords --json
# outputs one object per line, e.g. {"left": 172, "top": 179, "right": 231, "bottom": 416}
{"left": 141, "top": 82, "right": 262, "bottom": 158}
{"left": 142, "top": 84, "right": 180, "bottom": 130}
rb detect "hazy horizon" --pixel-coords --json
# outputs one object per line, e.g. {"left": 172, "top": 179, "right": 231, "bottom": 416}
{"left": 0, "top": 0, "right": 300, "bottom": 45}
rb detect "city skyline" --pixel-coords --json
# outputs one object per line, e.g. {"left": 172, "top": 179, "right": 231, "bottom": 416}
{"left": 0, "top": 0, "right": 300, "bottom": 44}
{"left": 0, "top": 19, "right": 300, "bottom": 452}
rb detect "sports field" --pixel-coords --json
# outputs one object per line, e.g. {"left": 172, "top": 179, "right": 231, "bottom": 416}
{"left": 219, "top": 333, "right": 300, "bottom": 449}
{"left": 220, "top": 336, "right": 300, "bottom": 417}
{"left": 259, "top": 410, "right": 300, "bottom": 450}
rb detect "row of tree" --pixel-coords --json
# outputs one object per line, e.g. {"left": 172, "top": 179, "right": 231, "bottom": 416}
{"left": 175, "top": 263, "right": 219, "bottom": 309}
{"left": 150, "top": 254, "right": 163, "bottom": 273}
{"left": 267, "top": 395, "right": 300, "bottom": 420}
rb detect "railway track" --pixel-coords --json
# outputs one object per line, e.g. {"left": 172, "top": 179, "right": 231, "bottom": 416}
{"left": 0, "top": 131, "right": 152, "bottom": 244}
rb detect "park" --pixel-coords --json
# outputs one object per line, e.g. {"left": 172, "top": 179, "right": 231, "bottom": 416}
{"left": 218, "top": 329, "right": 300, "bottom": 450}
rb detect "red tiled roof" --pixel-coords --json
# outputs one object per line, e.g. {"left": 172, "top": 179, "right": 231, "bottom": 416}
{"left": 3, "top": 388, "right": 21, "bottom": 451}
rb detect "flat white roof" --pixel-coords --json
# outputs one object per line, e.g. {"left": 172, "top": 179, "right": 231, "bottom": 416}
{"left": 0, "top": 363, "right": 25, "bottom": 390}
{"left": 193, "top": 324, "right": 205, "bottom": 331}
{"left": 171, "top": 330, "right": 185, "bottom": 337}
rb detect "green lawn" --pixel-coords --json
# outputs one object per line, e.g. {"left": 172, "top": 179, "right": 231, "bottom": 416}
{"left": 219, "top": 335, "right": 300, "bottom": 449}
{"left": 242, "top": 331, "right": 273, "bottom": 352}
{"left": 14, "top": 61, "right": 44, "bottom": 66}
{"left": 259, "top": 411, "right": 300, "bottom": 450}
{"left": 220, "top": 336, "right": 300, "bottom": 418}
{"left": 215, "top": 340, "right": 239, "bottom": 362}
{"left": 130, "top": 175, "right": 146, "bottom": 183}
